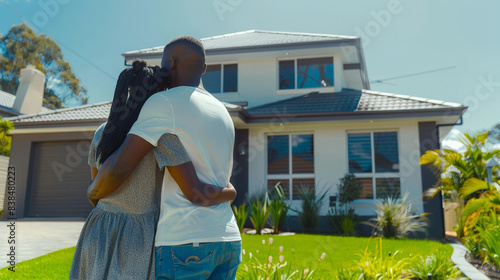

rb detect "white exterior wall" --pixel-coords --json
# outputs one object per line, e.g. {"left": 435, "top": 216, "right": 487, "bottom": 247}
{"left": 247, "top": 119, "right": 425, "bottom": 217}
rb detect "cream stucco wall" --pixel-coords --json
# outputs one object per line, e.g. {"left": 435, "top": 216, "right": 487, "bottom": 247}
{"left": 247, "top": 118, "right": 425, "bottom": 217}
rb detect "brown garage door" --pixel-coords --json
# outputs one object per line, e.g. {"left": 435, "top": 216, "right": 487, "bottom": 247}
{"left": 26, "top": 140, "right": 93, "bottom": 217}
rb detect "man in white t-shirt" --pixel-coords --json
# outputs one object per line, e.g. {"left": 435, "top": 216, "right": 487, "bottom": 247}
{"left": 90, "top": 36, "right": 242, "bottom": 279}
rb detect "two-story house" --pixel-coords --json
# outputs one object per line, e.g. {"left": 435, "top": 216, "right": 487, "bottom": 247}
{"left": 4, "top": 31, "right": 466, "bottom": 239}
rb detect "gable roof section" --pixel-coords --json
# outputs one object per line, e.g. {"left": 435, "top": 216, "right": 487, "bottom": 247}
{"left": 246, "top": 89, "right": 465, "bottom": 117}
{"left": 0, "top": 89, "right": 52, "bottom": 115}
{"left": 123, "top": 30, "right": 358, "bottom": 57}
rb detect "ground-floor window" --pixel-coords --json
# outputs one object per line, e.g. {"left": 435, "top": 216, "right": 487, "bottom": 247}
{"left": 347, "top": 131, "right": 401, "bottom": 199}
{"left": 266, "top": 134, "right": 314, "bottom": 200}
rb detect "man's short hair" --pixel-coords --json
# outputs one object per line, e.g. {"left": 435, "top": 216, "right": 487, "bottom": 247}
{"left": 163, "top": 35, "right": 205, "bottom": 59}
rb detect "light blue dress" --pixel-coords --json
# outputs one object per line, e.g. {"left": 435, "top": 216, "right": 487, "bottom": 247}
{"left": 69, "top": 123, "right": 189, "bottom": 280}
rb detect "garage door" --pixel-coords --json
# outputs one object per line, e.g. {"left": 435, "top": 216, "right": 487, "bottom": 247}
{"left": 26, "top": 140, "right": 93, "bottom": 217}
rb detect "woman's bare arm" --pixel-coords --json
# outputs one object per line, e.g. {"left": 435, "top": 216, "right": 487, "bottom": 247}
{"left": 167, "top": 162, "right": 236, "bottom": 207}
{"left": 88, "top": 134, "right": 236, "bottom": 207}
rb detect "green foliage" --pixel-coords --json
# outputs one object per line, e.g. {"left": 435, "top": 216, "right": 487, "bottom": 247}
{"left": 365, "top": 193, "right": 428, "bottom": 238}
{"left": 477, "top": 223, "right": 500, "bottom": 268}
{"left": 0, "top": 247, "right": 76, "bottom": 279}
{"left": 249, "top": 194, "right": 271, "bottom": 235}
{"left": 0, "top": 117, "right": 13, "bottom": 156}
{"left": 337, "top": 238, "right": 413, "bottom": 280}
{"left": 232, "top": 203, "right": 250, "bottom": 233}
{"left": 407, "top": 249, "right": 462, "bottom": 280}
{"left": 296, "top": 185, "right": 326, "bottom": 231}
{"left": 337, "top": 173, "right": 362, "bottom": 206}
{"left": 460, "top": 190, "right": 500, "bottom": 240}
{"left": 336, "top": 239, "right": 462, "bottom": 280}
{"left": 0, "top": 23, "right": 87, "bottom": 107}
{"left": 2, "top": 235, "right": 455, "bottom": 279}
{"left": 327, "top": 208, "right": 359, "bottom": 235}
{"left": 420, "top": 131, "right": 500, "bottom": 202}
{"left": 238, "top": 237, "right": 320, "bottom": 280}
{"left": 268, "top": 183, "right": 290, "bottom": 234}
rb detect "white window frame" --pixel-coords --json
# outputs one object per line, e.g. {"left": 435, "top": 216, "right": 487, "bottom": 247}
{"left": 266, "top": 133, "right": 315, "bottom": 201}
{"left": 204, "top": 63, "right": 238, "bottom": 94}
{"left": 346, "top": 130, "right": 401, "bottom": 201}
{"left": 276, "top": 55, "right": 335, "bottom": 94}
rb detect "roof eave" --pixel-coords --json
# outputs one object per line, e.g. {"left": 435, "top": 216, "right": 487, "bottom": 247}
{"left": 122, "top": 38, "right": 359, "bottom": 59}
{"left": 244, "top": 107, "right": 467, "bottom": 124}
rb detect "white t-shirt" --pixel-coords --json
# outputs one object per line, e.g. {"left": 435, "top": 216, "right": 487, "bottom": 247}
{"left": 128, "top": 86, "right": 241, "bottom": 246}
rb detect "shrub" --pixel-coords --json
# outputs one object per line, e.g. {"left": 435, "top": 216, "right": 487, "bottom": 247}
{"left": 407, "top": 249, "right": 462, "bottom": 280}
{"left": 296, "top": 185, "right": 326, "bottom": 232}
{"left": 478, "top": 225, "right": 500, "bottom": 268}
{"left": 249, "top": 194, "right": 270, "bottom": 235}
{"left": 327, "top": 208, "right": 358, "bottom": 235}
{"left": 232, "top": 203, "right": 249, "bottom": 233}
{"left": 336, "top": 238, "right": 412, "bottom": 280}
{"left": 365, "top": 193, "right": 428, "bottom": 238}
{"left": 336, "top": 239, "right": 461, "bottom": 280}
{"left": 268, "top": 183, "right": 290, "bottom": 234}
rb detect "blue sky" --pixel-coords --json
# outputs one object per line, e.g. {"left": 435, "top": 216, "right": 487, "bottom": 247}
{"left": 1, "top": 0, "right": 499, "bottom": 143}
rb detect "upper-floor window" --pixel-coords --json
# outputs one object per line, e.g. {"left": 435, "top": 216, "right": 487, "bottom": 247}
{"left": 267, "top": 134, "right": 315, "bottom": 200}
{"left": 279, "top": 57, "right": 334, "bottom": 90}
{"left": 347, "top": 131, "right": 400, "bottom": 200}
{"left": 203, "top": 63, "right": 238, "bottom": 93}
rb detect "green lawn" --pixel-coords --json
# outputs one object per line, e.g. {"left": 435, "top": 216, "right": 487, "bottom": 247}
{"left": 0, "top": 234, "right": 453, "bottom": 279}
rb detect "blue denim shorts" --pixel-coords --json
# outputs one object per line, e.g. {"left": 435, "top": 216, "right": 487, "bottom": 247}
{"left": 155, "top": 241, "right": 242, "bottom": 280}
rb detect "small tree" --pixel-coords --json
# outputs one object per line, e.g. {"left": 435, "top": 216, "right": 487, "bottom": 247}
{"left": 0, "top": 117, "right": 14, "bottom": 156}
{"left": 338, "top": 173, "right": 362, "bottom": 208}
{"left": 327, "top": 174, "right": 362, "bottom": 235}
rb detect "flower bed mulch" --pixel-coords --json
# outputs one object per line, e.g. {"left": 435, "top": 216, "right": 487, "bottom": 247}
{"left": 466, "top": 253, "right": 500, "bottom": 280}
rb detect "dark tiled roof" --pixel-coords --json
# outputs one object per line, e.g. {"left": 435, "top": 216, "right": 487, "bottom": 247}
{"left": 0, "top": 90, "right": 52, "bottom": 115}
{"left": 9, "top": 89, "right": 463, "bottom": 124}
{"left": 9, "top": 102, "right": 112, "bottom": 123}
{"left": 247, "top": 89, "right": 463, "bottom": 115}
{"left": 123, "top": 30, "right": 357, "bottom": 56}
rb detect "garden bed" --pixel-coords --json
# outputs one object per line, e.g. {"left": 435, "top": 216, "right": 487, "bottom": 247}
{"left": 466, "top": 253, "right": 500, "bottom": 280}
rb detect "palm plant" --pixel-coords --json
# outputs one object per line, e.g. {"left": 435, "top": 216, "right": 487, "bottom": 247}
{"left": 232, "top": 203, "right": 250, "bottom": 233}
{"left": 296, "top": 184, "right": 327, "bottom": 232}
{"left": 365, "top": 193, "right": 429, "bottom": 238}
{"left": 420, "top": 132, "right": 500, "bottom": 202}
{"left": 249, "top": 193, "right": 270, "bottom": 235}
{"left": 459, "top": 190, "right": 500, "bottom": 250}
{"left": 268, "top": 182, "right": 290, "bottom": 234}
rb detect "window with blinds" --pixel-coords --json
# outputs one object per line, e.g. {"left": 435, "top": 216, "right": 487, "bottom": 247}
{"left": 347, "top": 131, "right": 400, "bottom": 199}
{"left": 267, "top": 134, "right": 315, "bottom": 200}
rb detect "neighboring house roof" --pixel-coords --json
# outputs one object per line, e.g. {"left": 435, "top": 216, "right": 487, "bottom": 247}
{"left": 123, "top": 30, "right": 358, "bottom": 57}
{"left": 8, "top": 101, "right": 112, "bottom": 125}
{"left": 246, "top": 89, "right": 464, "bottom": 116}
{"left": 0, "top": 89, "right": 52, "bottom": 115}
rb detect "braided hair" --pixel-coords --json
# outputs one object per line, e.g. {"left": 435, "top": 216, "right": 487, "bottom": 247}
{"left": 96, "top": 60, "right": 167, "bottom": 166}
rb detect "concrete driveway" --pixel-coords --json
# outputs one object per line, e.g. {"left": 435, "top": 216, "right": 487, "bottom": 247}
{"left": 0, "top": 218, "right": 85, "bottom": 269}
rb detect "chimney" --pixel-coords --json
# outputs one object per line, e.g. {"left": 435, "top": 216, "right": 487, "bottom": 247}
{"left": 12, "top": 66, "right": 45, "bottom": 114}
